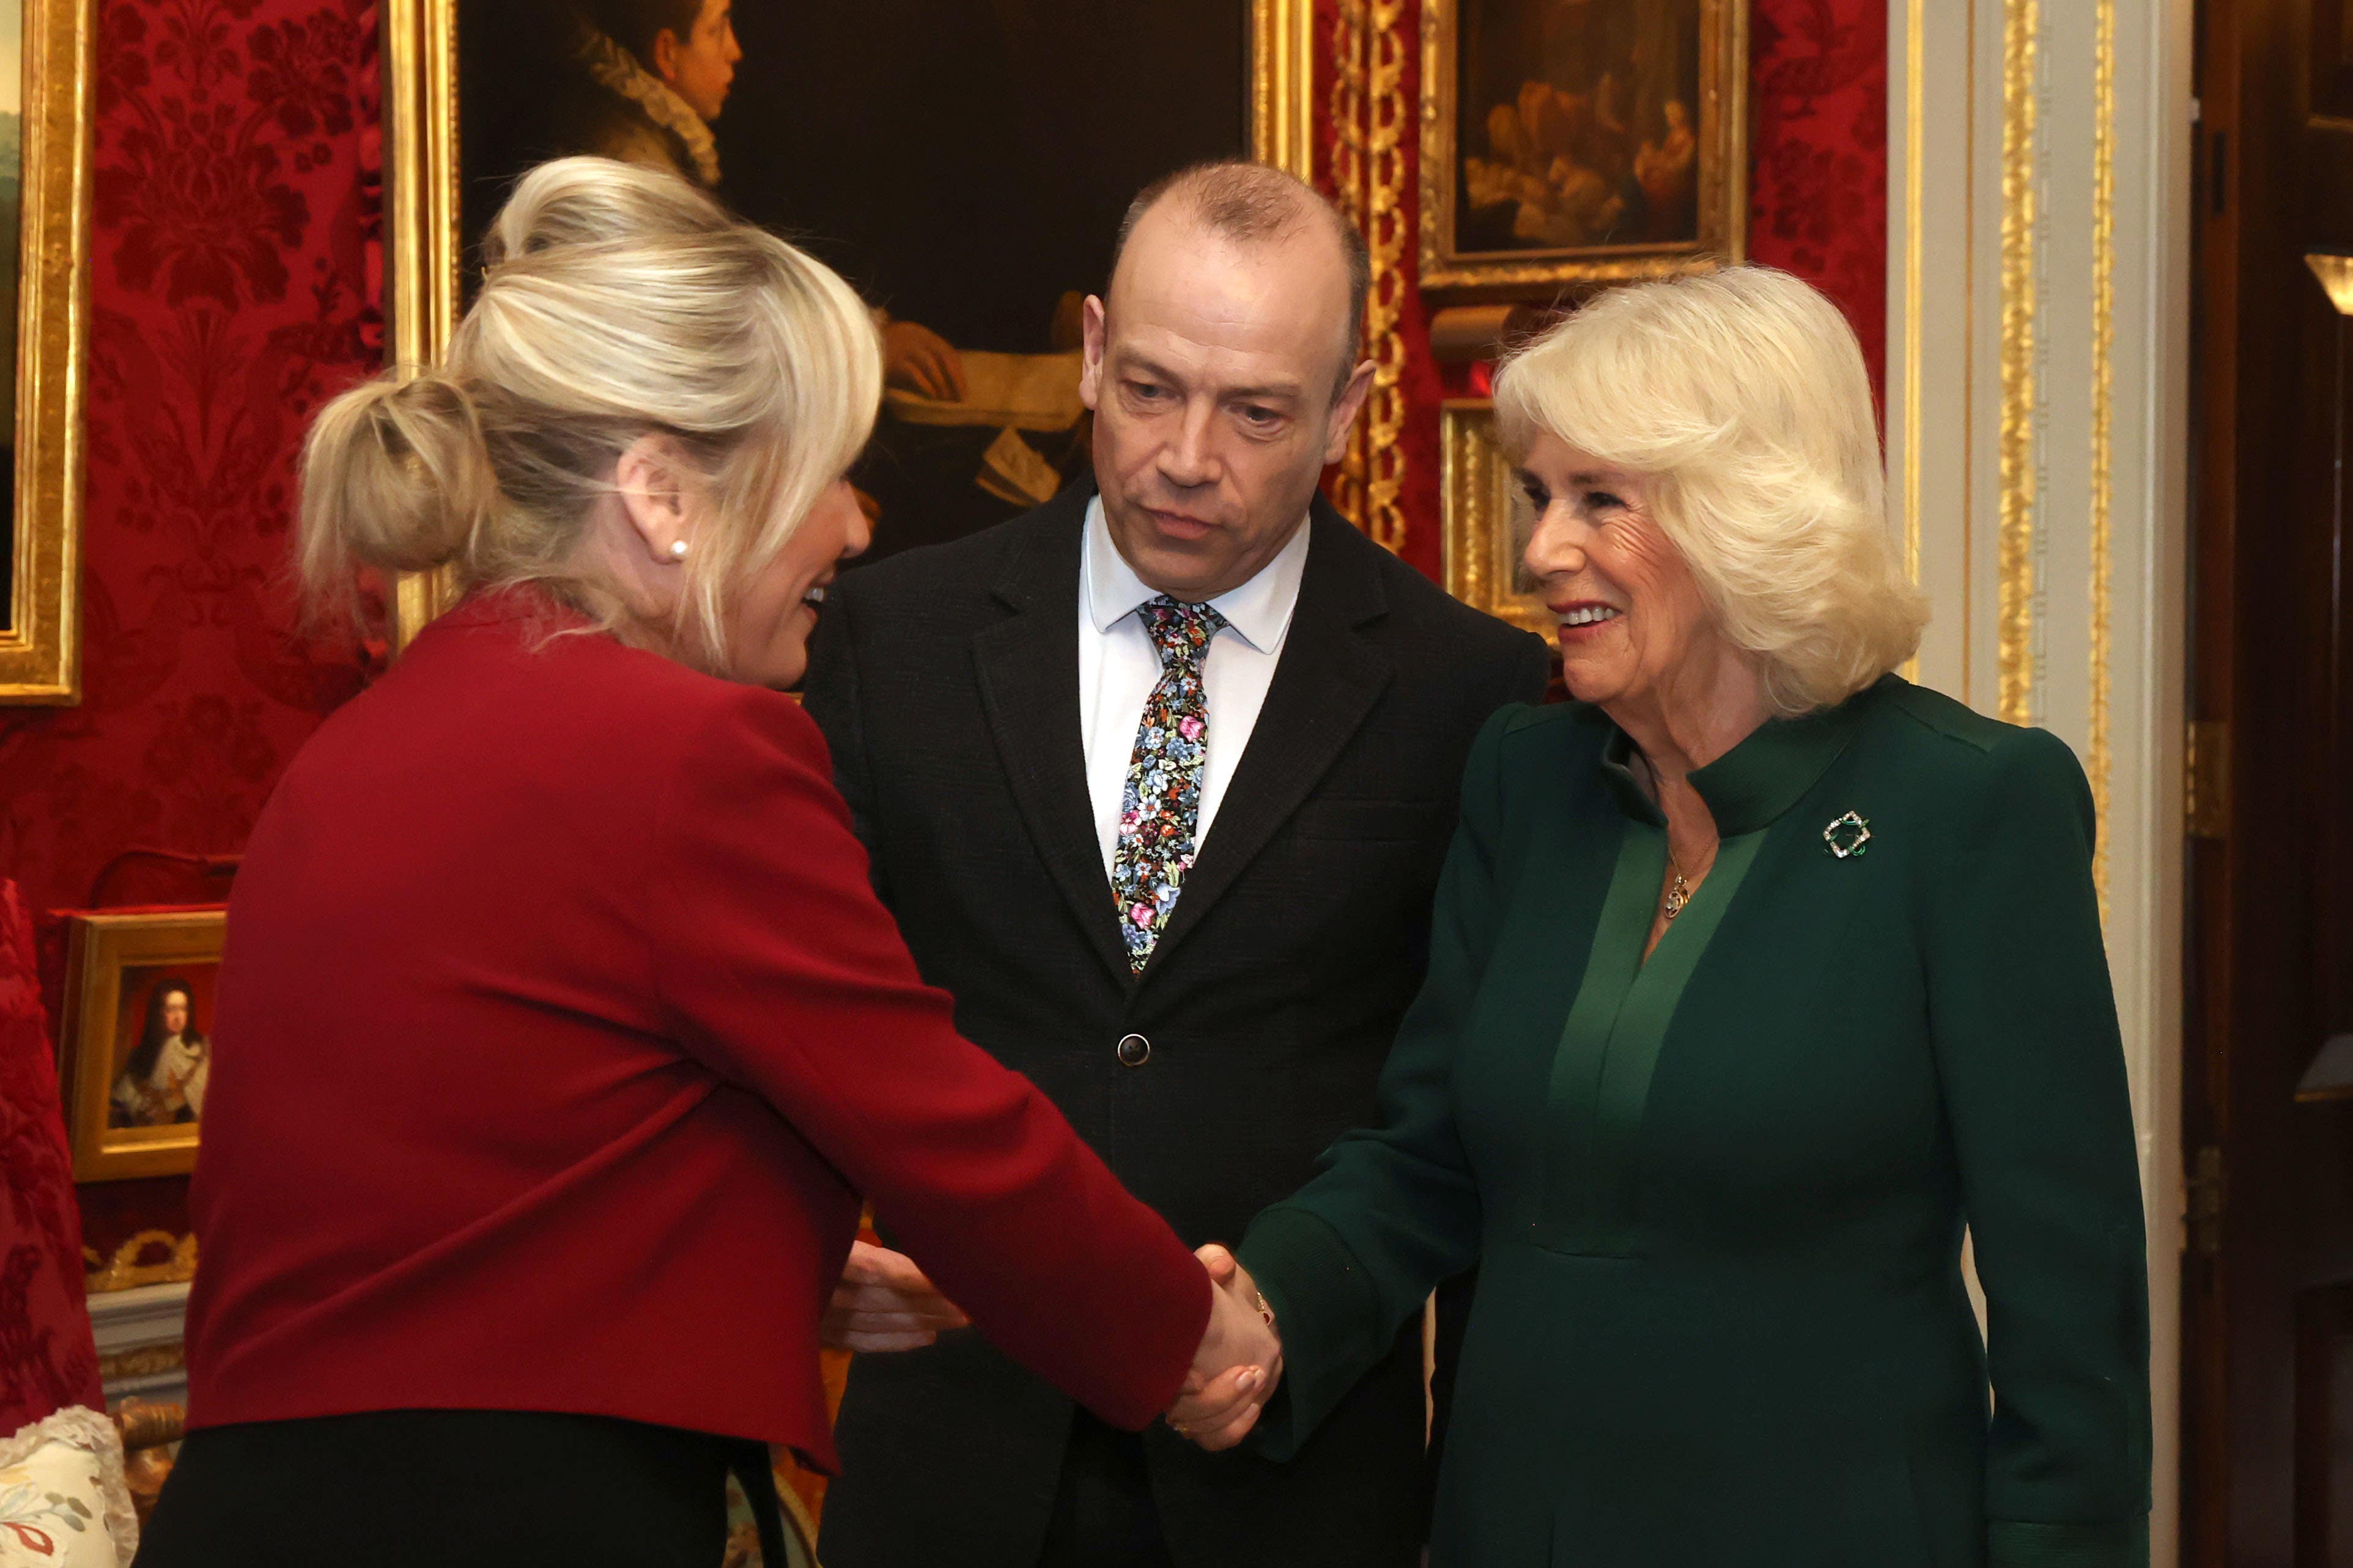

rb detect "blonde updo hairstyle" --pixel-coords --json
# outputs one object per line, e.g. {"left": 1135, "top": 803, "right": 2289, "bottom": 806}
{"left": 298, "top": 156, "right": 882, "bottom": 672}
{"left": 1494, "top": 265, "right": 1926, "bottom": 716}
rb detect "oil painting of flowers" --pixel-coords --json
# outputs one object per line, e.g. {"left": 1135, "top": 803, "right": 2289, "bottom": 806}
{"left": 1422, "top": 0, "right": 1745, "bottom": 297}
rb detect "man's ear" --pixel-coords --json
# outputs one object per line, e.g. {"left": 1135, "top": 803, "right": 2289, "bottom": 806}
{"left": 1321, "top": 358, "right": 1376, "bottom": 467}
{"left": 614, "top": 434, "right": 693, "bottom": 562}
{"left": 1078, "top": 295, "right": 1107, "bottom": 412}
{"left": 649, "top": 28, "right": 682, "bottom": 87}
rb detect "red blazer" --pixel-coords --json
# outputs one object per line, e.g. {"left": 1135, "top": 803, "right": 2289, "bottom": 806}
{"left": 184, "top": 591, "right": 1210, "bottom": 1468}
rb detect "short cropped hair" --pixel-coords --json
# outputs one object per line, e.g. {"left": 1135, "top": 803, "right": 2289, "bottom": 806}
{"left": 1112, "top": 160, "right": 1370, "bottom": 393}
{"left": 1494, "top": 265, "right": 1927, "bottom": 716}
{"left": 585, "top": 0, "right": 705, "bottom": 67}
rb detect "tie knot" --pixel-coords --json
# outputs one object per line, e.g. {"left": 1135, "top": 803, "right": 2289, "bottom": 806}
{"left": 1137, "top": 595, "right": 1225, "bottom": 668}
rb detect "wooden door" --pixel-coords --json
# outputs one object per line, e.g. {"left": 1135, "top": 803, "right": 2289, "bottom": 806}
{"left": 2187, "top": 0, "right": 2353, "bottom": 1562}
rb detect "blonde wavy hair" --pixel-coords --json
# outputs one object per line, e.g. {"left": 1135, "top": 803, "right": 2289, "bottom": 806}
{"left": 1493, "top": 265, "right": 1926, "bottom": 716}
{"left": 297, "top": 156, "right": 882, "bottom": 674}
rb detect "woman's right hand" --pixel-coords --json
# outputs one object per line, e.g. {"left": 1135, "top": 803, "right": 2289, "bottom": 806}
{"left": 1166, "top": 1244, "right": 1282, "bottom": 1451}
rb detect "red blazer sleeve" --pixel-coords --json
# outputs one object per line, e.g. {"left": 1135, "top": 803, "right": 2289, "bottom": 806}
{"left": 645, "top": 685, "right": 1209, "bottom": 1431}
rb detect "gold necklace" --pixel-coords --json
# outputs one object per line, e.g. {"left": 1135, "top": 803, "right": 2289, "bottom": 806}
{"left": 1663, "top": 850, "right": 1691, "bottom": 921}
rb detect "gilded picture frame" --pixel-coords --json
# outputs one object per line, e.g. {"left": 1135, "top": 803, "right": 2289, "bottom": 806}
{"left": 1440, "top": 398, "right": 1551, "bottom": 638}
{"left": 1419, "top": 0, "right": 1748, "bottom": 300}
{"left": 0, "top": 0, "right": 94, "bottom": 702}
{"left": 379, "top": 0, "right": 1318, "bottom": 652}
{"left": 59, "top": 908, "right": 226, "bottom": 1184}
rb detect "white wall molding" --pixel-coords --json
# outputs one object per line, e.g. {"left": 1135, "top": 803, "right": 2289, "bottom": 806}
{"left": 88, "top": 1281, "right": 189, "bottom": 1410}
{"left": 1888, "top": 0, "right": 2192, "bottom": 1559}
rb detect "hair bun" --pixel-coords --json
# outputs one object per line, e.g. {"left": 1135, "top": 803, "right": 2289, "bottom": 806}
{"left": 483, "top": 156, "right": 734, "bottom": 271}
{"left": 297, "top": 370, "right": 495, "bottom": 602}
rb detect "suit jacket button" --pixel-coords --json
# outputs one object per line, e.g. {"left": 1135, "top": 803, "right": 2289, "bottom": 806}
{"left": 1117, "top": 1033, "right": 1151, "bottom": 1068}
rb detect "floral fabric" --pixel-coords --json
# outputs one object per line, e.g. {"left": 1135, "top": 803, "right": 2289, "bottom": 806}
{"left": 1110, "top": 598, "right": 1225, "bottom": 970}
{"left": 0, "top": 1408, "right": 136, "bottom": 1566}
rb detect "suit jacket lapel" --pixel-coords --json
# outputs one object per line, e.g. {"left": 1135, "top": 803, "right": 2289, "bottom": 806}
{"left": 971, "top": 493, "right": 1135, "bottom": 984}
{"left": 1141, "top": 501, "right": 1394, "bottom": 981}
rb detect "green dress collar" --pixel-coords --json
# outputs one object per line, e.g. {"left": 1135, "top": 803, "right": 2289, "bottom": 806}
{"left": 1594, "top": 675, "right": 1886, "bottom": 834}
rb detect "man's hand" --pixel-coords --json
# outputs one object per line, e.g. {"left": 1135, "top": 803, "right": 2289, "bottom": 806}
{"left": 881, "top": 320, "right": 968, "bottom": 402}
{"left": 1165, "top": 1243, "right": 1282, "bottom": 1451}
{"left": 821, "top": 1240, "right": 970, "bottom": 1352}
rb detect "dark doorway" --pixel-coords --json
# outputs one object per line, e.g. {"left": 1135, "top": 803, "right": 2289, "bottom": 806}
{"left": 2184, "top": 0, "right": 2353, "bottom": 1561}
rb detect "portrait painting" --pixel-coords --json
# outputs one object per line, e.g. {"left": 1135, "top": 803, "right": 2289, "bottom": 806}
{"left": 1420, "top": 0, "right": 1746, "bottom": 298}
{"left": 0, "top": 0, "right": 91, "bottom": 702}
{"left": 105, "top": 968, "right": 215, "bottom": 1131}
{"left": 404, "top": 0, "right": 1291, "bottom": 573}
{"left": 61, "top": 910, "right": 224, "bottom": 1182}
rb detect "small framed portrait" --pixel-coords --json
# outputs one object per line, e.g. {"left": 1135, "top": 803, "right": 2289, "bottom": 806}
{"left": 1439, "top": 400, "right": 1551, "bottom": 638}
{"left": 59, "top": 910, "right": 224, "bottom": 1183}
{"left": 1420, "top": 0, "right": 1748, "bottom": 300}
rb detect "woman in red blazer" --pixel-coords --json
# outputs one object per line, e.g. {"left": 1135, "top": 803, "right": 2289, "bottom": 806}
{"left": 138, "top": 158, "right": 1276, "bottom": 1567}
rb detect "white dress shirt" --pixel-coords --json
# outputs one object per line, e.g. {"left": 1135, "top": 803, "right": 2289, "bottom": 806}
{"left": 1077, "top": 496, "right": 1312, "bottom": 878}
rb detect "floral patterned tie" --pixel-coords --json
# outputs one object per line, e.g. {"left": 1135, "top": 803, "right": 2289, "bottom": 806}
{"left": 1111, "top": 596, "right": 1227, "bottom": 971}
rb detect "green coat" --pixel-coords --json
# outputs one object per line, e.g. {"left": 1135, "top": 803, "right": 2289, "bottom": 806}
{"left": 1237, "top": 677, "right": 2151, "bottom": 1568}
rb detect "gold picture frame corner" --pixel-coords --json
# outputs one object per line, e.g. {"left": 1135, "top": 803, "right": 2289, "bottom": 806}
{"left": 0, "top": 0, "right": 98, "bottom": 705}
{"left": 1438, "top": 397, "right": 1548, "bottom": 640}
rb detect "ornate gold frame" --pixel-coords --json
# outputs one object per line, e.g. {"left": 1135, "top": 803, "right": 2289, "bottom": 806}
{"left": 1419, "top": 0, "right": 1748, "bottom": 299}
{"left": 84, "top": 1229, "right": 199, "bottom": 1294}
{"left": 59, "top": 908, "right": 224, "bottom": 1184}
{"left": 1438, "top": 399, "right": 1550, "bottom": 637}
{"left": 0, "top": 0, "right": 95, "bottom": 702}
{"left": 382, "top": 0, "right": 460, "bottom": 648}
{"left": 381, "top": 0, "right": 1320, "bottom": 649}
{"left": 1253, "top": 0, "right": 1315, "bottom": 183}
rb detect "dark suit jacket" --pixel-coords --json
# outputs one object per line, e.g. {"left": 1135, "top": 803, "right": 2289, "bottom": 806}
{"left": 803, "top": 487, "right": 1551, "bottom": 1568}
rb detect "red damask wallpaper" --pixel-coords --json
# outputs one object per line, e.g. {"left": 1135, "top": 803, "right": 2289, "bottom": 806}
{"left": 0, "top": 0, "right": 382, "bottom": 1258}
{"left": 0, "top": 0, "right": 380, "bottom": 922}
{"left": 0, "top": 0, "right": 1884, "bottom": 1264}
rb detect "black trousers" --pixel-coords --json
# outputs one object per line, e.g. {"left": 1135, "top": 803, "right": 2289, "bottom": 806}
{"left": 1032, "top": 1410, "right": 1175, "bottom": 1568}
{"left": 136, "top": 1409, "right": 782, "bottom": 1568}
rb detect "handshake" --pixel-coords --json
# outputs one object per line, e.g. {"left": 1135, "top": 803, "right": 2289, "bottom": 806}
{"left": 824, "top": 1239, "right": 1283, "bottom": 1451}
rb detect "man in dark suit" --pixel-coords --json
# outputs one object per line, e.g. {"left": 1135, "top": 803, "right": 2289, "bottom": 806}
{"left": 803, "top": 161, "right": 1550, "bottom": 1568}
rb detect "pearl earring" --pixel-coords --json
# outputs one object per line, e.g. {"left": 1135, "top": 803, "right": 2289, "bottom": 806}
{"left": 668, "top": 539, "right": 689, "bottom": 561}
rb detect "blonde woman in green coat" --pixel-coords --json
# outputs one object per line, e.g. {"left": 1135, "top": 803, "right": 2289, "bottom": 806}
{"left": 1167, "top": 267, "right": 2152, "bottom": 1567}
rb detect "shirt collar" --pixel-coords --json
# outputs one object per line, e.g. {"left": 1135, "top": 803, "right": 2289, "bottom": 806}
{"left": 1597, "top": 675, "right": 1889, "bottom": 836}
{"left": 1082, "top": 495, "right": 1311, "bottom": 654}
